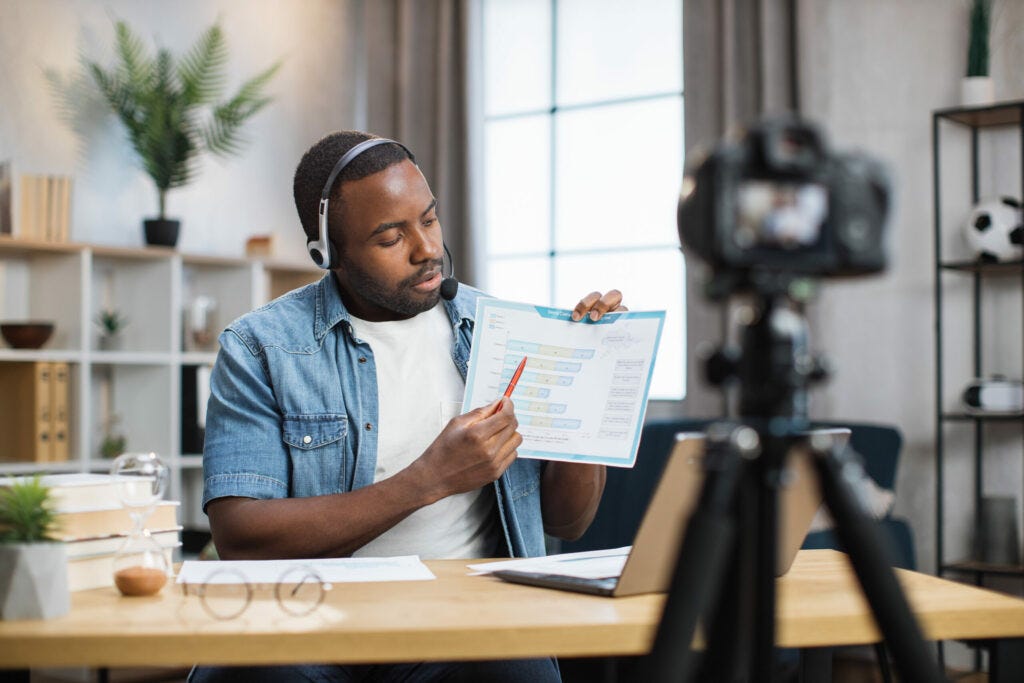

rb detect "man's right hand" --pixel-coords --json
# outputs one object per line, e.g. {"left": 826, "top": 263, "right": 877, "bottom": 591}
{"left": 411, "top": 397, "right": 523, "bottom": 502}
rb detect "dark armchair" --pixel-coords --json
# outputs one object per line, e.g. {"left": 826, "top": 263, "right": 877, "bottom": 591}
{"left": 560, "top": 418, "right": 916, "bottom": 570}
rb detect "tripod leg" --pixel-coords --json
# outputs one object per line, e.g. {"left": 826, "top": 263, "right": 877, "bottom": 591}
{"left": 637, "top": 434, "right": 746, "bottom": 682}
{"left": 812, "top": 444, "right": 946, "bottom": 683}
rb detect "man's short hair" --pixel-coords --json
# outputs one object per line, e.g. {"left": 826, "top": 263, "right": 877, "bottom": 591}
{"left": 292, "top": 131, "right": 413, "bottom": 244}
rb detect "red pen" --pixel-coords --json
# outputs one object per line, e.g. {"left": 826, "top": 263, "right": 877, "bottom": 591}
{"left": 492, "top": 356, "right": 527, "bottom": 414}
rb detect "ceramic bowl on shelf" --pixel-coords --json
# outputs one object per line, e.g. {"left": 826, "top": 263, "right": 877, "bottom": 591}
{"left": 0, "top": 321, "right": 55, "bottom": 349}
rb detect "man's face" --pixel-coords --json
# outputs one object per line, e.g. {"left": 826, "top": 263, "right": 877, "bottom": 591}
{"left": 330, "top": 160, "right": 444, "bottom": 321}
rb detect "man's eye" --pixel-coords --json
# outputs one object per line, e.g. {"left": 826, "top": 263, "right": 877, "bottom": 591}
{"left": 380, "top": 237, "right": 401, "bottom": 247}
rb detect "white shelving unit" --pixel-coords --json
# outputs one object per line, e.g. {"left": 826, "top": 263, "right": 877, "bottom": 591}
{"left": 0, "top": 237, "right": 321, "bottom": 530}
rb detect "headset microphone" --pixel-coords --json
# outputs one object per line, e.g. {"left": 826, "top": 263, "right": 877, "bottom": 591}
{"left": 440, "top": 243, "right": 459, "bottom": 301}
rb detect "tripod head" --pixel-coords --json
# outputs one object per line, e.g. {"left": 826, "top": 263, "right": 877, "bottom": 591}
{"left": 704, "top": 293, "right": 829, "bottom": 422}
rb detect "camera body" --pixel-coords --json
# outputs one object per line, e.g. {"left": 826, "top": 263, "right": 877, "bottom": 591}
{"left": 678, "top": 117, "right": 890, "bottom": 288}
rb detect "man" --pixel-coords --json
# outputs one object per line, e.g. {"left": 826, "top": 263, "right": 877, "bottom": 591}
{"left": 191, "top": 132, "right": 623, "bottom": 682}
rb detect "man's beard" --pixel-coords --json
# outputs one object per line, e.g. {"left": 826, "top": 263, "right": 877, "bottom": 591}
{"left": 339, "top": 255, "right": 443, "bottom": 318}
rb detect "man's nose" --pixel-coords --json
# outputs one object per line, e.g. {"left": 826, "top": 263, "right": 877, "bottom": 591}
{"left": 411, "top": 227, "right": 443, "bottom": 263}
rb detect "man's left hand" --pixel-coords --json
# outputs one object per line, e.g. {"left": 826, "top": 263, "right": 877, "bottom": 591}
{"left": 570, "top": 290, "right": 627, "bottom": 322}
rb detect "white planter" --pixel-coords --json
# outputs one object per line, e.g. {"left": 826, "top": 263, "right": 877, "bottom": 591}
{"left": 0, "top": 543, "right": 70, "bottom": 620}
{"left": 960, "top": 76, "right": 995, "bottom": 107}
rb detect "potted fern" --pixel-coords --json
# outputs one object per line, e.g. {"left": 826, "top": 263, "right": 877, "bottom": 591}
{"left": 86, "top": 20, "right": 279, "bottom": 247}
{"left": 0, "top": 477, "right": 70, "bottom": 620}
{"left": 961, "top": 0, "right": 995, "bottom": 105}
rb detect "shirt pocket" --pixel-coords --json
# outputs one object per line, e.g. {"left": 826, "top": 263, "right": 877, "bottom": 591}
{"left": 282, "top": 414, "right": 348, "bottom": 497}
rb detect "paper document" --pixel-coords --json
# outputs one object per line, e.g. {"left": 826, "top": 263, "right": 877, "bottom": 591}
{"left": 467, "top": 547, "right": 632, "bottom": 580}
{"left": 464, "top": 299, "right": 665, "bottom": 467}
{"left": 176, "top": 555, "right": 436, "bottom": 584}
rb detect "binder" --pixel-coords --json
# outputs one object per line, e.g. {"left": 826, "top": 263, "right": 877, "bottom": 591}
{"left": 50, "top": 362, "right": 70, "bottom": 462}
{"left": 0, "top": 361, "right": 52, "bottom": 461}
{"left": 17, "top": 174, "right": 36, "bottom": 239}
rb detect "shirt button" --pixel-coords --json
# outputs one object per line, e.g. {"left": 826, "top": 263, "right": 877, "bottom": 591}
{"left": 303, "top": 435, "right": 312, "bottom": 444}
{"left": 358, "top": 356, "right": 367, "bottom": 363}
{"left": 365, "top": 423, "right": 373, "bottom": 431}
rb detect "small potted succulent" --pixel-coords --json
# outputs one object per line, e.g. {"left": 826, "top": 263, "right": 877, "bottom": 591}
{"left": 0, "top": 477, "right": 70, "bottom": 620}
{"left": 961, "top": 0, "right": 995, "bottom": 105}
{"left": 100, "top": 414, "right": 128, "bottom": 459}
{"left": 95, "top": 308, "right": 128, "bottom": 351}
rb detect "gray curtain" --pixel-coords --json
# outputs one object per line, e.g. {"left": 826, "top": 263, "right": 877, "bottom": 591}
{"left": 682, "top": 0, "right": 800, "bottom": 417}
{"left": 359, "top": 0, "right": 478, "bottom": 287}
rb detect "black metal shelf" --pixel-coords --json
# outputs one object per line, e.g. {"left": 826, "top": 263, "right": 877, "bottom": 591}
{"left": 932, "top": 99, "right": 1024, "bottom": 621}
{"left": 941, "top": 412, "right": 1024, "bottom": 423}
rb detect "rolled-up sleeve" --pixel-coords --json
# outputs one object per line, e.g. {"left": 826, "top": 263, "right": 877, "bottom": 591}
{"left": 202, "top": 328, "right": 289, "bottom": 510}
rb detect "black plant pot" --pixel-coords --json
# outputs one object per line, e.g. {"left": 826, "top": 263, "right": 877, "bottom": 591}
{"left": 143, "top": 219, "right": 180, "bottom": 248}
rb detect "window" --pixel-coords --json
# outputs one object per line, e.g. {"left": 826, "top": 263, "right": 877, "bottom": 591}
{"left": 479, "top": 0, "right": 686, "bottom": 399}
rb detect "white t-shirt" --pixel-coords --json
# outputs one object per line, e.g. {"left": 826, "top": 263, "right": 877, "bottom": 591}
{"left": 349, "top": 304, "right": 499, "bottom": 559}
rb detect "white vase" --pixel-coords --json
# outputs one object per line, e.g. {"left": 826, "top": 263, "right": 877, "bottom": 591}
{"left": 98, "top": 333, "right": 122, "bottom": 351}
{"left": 960, "top": 76, "right": 995, "bottom": 107}
{"left": 0, "top": 543, "right": 70, "bottom": 620}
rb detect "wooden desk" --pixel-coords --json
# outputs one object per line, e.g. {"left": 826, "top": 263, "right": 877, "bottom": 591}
{"left": 1, "top": 550, "right": 1023, "bottom": 671}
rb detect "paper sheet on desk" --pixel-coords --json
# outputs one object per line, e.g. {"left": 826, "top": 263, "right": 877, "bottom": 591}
{"left": 467, "top": 547, "right": 631, "bottom": 579}
{"left": 462, "top": 299, "right": 665, "bottom": 468}
{"left": 177, "top": 555, "right": 436, "bottom": 584}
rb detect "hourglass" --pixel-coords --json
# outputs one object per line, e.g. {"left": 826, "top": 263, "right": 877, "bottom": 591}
{"left": 110, "top": 452, "right": 171, "bottom": 596}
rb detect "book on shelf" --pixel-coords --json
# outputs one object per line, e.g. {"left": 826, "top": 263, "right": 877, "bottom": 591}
{"left": 13, "top": 172, "right": 72, "bottom": 242}
{"left": 68, "top": 545, "right": 177, "bottom": 592}
{"left": 54, "top": 500, "right": 180, "bottom": 541}
{"left": 0, "top": 160, "right": 11, "bottom": 236}
{"left": 65, "top": 525, "right": 183, "bottom": 559}
{"left": 0, "top": 472, "right": 156, "bottom": 510}
{"left": 0, "top": 361, "right": 72, "bottom": 462}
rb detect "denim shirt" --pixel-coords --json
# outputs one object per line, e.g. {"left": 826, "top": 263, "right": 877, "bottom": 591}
{"left": 202, "top": 274, "right": 546, "bottom": 558}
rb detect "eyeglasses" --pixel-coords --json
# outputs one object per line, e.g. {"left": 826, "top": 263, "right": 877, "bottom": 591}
{"left": 180, "top": 565, "right": 333, "bottom": 620}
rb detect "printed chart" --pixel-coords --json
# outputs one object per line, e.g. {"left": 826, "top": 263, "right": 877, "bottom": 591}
{"left": 463, "top": 299, "right": 665, "bottom": 467}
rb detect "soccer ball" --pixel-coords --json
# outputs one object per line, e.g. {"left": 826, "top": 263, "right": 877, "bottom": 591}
{"left": 963, "top": 197, "right": 1024, "bottom": 262}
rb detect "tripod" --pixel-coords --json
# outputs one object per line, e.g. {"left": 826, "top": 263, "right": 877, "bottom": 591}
{"left": 638, "top": 293, "right": 945, "bottom": 682}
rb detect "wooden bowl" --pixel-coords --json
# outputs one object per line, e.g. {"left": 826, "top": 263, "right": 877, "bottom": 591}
{"left": 0, "top": 322, "right": 55, "bottom": 349}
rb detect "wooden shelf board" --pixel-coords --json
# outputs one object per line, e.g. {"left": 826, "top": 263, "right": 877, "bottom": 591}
{"left": 943, "top": 560, "right": 1024, "bottom": 578}
{"left": 935, "top": 100, "right": 1024, "bottom": 128}
{"left": 0, "top": 236, "right": 83, "bottom": 256}
{"left": 940, "top": 259, "right": 1024, "bottom": 275}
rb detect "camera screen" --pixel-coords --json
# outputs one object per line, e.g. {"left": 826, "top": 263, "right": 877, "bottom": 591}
{"left": 735, "top": 181, "right": 828, "bottom": 250}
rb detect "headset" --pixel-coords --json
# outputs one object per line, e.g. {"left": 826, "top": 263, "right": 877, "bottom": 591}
{"left": 307, "top": 137, "right": 459, "bottom": 300}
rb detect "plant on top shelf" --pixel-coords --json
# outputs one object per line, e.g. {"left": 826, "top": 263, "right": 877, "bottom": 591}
{"left": 966, "top": 0, "right": 991, "bottom": 77}
{"left": 0, "top": 476, "right": 70, "bottom": 619}
{"left": 85, "top": 20, "right": 280, "bottom": 248}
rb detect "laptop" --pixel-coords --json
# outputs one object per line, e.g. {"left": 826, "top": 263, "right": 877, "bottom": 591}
{"left": 491, "top": 429, "right": 847, "bottom": 597}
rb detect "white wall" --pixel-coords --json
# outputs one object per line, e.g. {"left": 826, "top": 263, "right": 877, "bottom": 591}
{"left": 0, "top": 0, "right": 359, "bottom": 261}
{"left": 801, "top": 0, "right": 1024, "bottom": 583}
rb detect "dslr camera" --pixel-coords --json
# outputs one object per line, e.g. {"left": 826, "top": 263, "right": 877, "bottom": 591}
{"left": 678, "top": 117, "right": 891, "bottom": 294}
